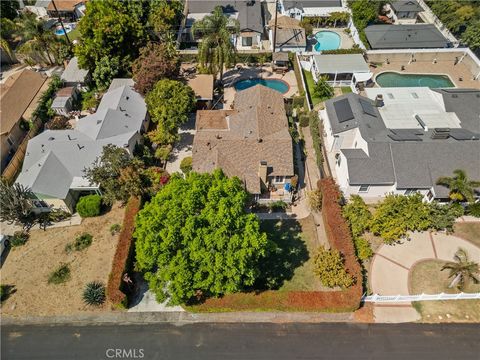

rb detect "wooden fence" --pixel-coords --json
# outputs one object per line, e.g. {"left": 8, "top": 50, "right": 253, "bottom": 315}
{"left": 2, "top": 117, "right": 43, "bottom": 184}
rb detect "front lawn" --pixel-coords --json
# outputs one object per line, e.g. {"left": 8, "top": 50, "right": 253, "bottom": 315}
{"left": 453, "top": 222, "right": 480, "bottom": 247}
{"left": 341, "top": 86, "right": 352, "bottom": 94}
{"left": 60, "top": 27, "right": 81, "bottom": 42}
{"left": 410, "top": 260, "right": 480, "bottom": 322}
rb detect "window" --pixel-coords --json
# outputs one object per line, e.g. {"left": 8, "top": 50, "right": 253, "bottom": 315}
{"left": 274, "top": 176, "right": 284, "bottom": 183}
{"left": 6, "top": 136, "right": 14, "bottom": 147}
{"left": 358, "top": 185, "right": 370, "bottom": 193}
{"left": 404, "top": 188, "right": 418, "bottom": 195}
{"left": 426, "top": 190, "right": 434, "bottom": 201}
{"left": 242, "top": 36, "right": 252, "bottom": 47}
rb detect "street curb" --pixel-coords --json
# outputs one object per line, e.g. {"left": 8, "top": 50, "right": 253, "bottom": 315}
{"left": 1, "top": 311, "right": 355, "bottom": 326}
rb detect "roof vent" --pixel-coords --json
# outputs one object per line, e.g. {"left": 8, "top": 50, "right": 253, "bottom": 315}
{"left": 126, "top": 96, "right": 130, "bottom": 100}
{"left": 119, "top": 107, "right": 125, "bottom": 111}
{"left": 215, "top": 134, "right": 222, "bottom": 139}
{"left": 77, "top": 144, "right": 85, "bottom": 150}
{"left": 452, "top": 94, "right": 458, "bottom": 98}
{"left": 48, "top": 137, "right": 55, "bottom": 141}
{"left": 96, "top": 120, "right": 102, "bottom": 124}
{"left": 374, "top": 94, "right": 384, "bottom": 107}
{"left": 257, "top": 138, "right": 263, "bottom": 143}
{"left": 415, "top": 114, "right": 428, "bottom": 131}
{"left": 431, "top": 128, "right": 450, "bottom": 139}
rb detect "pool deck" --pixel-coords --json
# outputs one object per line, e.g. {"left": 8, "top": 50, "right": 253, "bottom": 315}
{"left": 369, "top": 60, "right": 480, "bottom": 89}
{"left": 222, "top": 66, "right": 299, "bottom": 109}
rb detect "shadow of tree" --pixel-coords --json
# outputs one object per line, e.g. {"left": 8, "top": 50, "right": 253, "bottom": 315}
{"left": 0, "top": 284, "right": 16, "bottom": 303}
{"left": 255, "top": 219, "right": 309, "bottom": 290}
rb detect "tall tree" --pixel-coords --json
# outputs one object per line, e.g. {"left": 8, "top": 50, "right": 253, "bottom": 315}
{"left": 15, "top": 13, "right": 60, "bottom": 65}
{"left": 442, "top": 248, "right": 480, "bottom": 290}
{"left": 0, "top": 179, "right": 35, "bottom": 226}
{"left": 134, "top": 170, "right": 269, "bottom": 305}
{"left": 148, "top": 0, "right": 183, "bottom": 40}
{"left": 461, "top": 21, "right": 480, "bottom": 51}
{"left": 192, "top": 6, "right": 239, "bottom": 81}
{"left": 1, "top": 0, "right": 19, "bottom": 20}
{"left": 92, "top": 55, "right": 120, "bottom": 91}
{"left": 145, "top": 79, "right": 195, "bottom": 145}
{"left": 75, "top": 0, "right": 147, "bottom": 74}
{"left": 436, "top": 169, "right": 480, "bottom": 203}
{"left": 132, "top": 42, "right": 180, "bottom": 95}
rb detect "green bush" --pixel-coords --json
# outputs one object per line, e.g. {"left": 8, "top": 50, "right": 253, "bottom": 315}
{"left": 309, "top": 111, "right": 323, "bottom": 167}
{"left": 10, "top": 231, "right": 29, "bottom": 247}
{"left": 429, "top": 202, "right": 464, "bottom": 232}
{"left": 314, "top": 246, "right": 355, "bottom": 288}
{"left": 299, "top": 114, "right": 310, "bottom": 127}
{"left": 110, "top": 223, "right": 121, "bottom": 235}
{"left": 466, "top": 203, "right": 480, "bottom": 217}
{"left": 180, "top": 156, "right": 193, "bottom": 174}
{"left": 76, "top": 195, "right": 102, "bottom": 218}
{"left": 48, "top": 263, "right": 71, "bottom": 284}
{"left": 322, "top": 48, "right": 365, "bottom": 55}
{"left": 268, "top": 201, "right": 288, "bottom": 211}
{"left": 307, "top": 189, "right": 323, "bottom": 211}
{"left": 65, "top": 233, "right": 93, "bottom": 253}
{"left": 342, "top": 195, "right": 372, "bottom": 237}
{"left": 353, "top": 236, "right": 373, "bottom": 261}
{"left": 83, "top": 281, "right": 106, "bottom": 306}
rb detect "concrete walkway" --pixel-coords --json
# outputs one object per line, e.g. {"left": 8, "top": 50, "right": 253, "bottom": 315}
{"left": 0, "top": 213, "right": 82, "bottom": 236}
{"left": 165, "top": 115, "right": 195, "bottom": 174}
{"left": 370, "top": 231, "right": 480, "bottom": 322}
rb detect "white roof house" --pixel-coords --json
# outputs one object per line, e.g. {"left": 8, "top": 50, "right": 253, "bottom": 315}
{"left": 16, "top": 80, "right": 148, "bottom": 211}
{"left": 311, "top": 54, "right": 373, "bottom": 87}
{"left": 61, "top": 57, "right": 89, "bottom": 86}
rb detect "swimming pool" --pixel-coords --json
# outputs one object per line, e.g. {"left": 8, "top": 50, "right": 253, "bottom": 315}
{"left": 54, "top": 24, "right": 72, "bottom": 36}
{"left": 375, "top": 72, "right": 455, "bottom": 88}
{"left": 234, "top": 78, "right": 289, "bottom": 94}
{"left": 313, "top": 31, "right": 341, "bottom": 52}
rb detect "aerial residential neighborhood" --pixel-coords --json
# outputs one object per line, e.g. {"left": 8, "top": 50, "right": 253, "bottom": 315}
{"left": 0, "top": 0, "right": 479, "bottom": 358}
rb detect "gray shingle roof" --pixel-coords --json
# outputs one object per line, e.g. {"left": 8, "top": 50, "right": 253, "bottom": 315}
{"left": 313, "top": 54, "right": 370, "bottom": 74}
{"left": 61, "top": 57, "right": 89, "bottom": 84}
{"left": 16, "top": 81, "right": 146, "bottom": 199}
{"left": 365, "top": 24, "right": 449, "bottom": 49}
{"left": 391, "top": 0, "right": 423, "bottom": 13}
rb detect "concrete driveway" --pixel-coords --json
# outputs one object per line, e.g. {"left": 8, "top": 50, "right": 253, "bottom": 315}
{"left": 370, "top": 231, "right": 480, "bottom": 323}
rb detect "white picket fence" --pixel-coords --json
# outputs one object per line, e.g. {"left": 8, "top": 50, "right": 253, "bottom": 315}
{"left": 363, "top": 292, "right": 480, "bottom": 303}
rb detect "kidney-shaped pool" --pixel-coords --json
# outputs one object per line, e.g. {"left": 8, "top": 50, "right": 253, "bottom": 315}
{"left": 234, "top": 78, "right": 290, "bottom": 94}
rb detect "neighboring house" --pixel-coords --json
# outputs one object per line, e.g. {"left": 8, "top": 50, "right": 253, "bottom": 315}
{"left": 268, "top": 15, "right": 306, "bottom": 52}
{"left": 310, "top": 54, "right": 372, "bottom": 88}
{"left": 320, "top": 88, "right": 480, "bottom": 202}
{"left": 187, "top": 74, "right": 214, "bottom": 109}
{"left": 192, "top": 85, "right": 294, "bottom": 202}
{"left": 16, "top": 79, "right": 149, "bottom": 212}
{"left": 364, "top": 24, "right": 450, "bottom": 49}
{"left": 51, "top": 86, "right": 78, "bottom": 116}
{"left": 390, "top": 0, "right": 423, "bottom": 23}
{"left": 280, "top": 0, "right": 344, "bottom": 20}
{"left": 0, "top": 70, "right": 48, "bottom": 172}
{"left": 46, "top": 0, "right": 87, "bottom": 20}
{"left": 184, "top": 0, "right": 266, "bottom": 50}
{"left": 61, "top": 57, "right": 90, "bottom": 87}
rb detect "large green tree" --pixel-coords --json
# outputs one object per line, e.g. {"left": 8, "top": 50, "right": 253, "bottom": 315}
{"left": 148, "top": 0, "right": 183, "bottom": 39}
{"left": 75, "top": 0, "right": 147, "bottom": 74}
{"left": 135, "top": 170, "right": 269, "bottom": 305}
{"left": 145, "top": 79, "right": 195, "bottom": 144}
{"left": 192, "top": 6, "right": 239, "bottom": 81}
{"left": 1, "top": 1, "right": 19, "bottom": 20}
{"left": 436, "top": 169, "right": 480, "bottom": 204}
{"left": 461, "top": 21, "right": 480, "bottom": 51}
{"left": 132, "top": 42, "right": 180, "bottom": 95}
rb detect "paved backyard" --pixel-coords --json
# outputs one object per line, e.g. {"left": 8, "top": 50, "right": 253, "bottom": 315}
{"left": 165, "top": 115, "right": 195, "bottom": 174}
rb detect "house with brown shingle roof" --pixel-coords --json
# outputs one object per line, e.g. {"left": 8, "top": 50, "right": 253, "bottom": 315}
{"left": 47, "top": 0, "right": 87, "bottom": 20}
{"left": 192, "top": 85, "right": 294, "bottom": 202}
{"left": 0, "top": 69, "right": 48, "bottom": 172}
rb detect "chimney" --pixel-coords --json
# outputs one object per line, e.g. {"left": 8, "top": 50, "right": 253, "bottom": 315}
{"left": 258, "top": 161, "right": 268, "bottom": 185}
{"left": 374, "top": 94, "right": 384, "bottom": 107}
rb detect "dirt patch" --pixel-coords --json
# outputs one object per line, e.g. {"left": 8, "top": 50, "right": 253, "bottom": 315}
{"left": 0, "top": 204, "right": 125, "bottom": 317}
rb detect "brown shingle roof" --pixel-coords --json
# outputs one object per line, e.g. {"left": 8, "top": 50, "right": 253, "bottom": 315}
{"left": 268, "top": 15, "right": 302, "bottom": 29}
{"left": 187, "top": 74, "right": 214, "bottom": 101}
{"left": 47, "top": 0, "right": 85, "bottom": 11}
{"left": 0, "top": 70, "right": 47, "bottom": 135}
{"left": 192, "top": 85, "right": 294, "bottom": 194}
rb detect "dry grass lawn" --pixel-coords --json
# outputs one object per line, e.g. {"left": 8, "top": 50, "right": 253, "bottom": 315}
{"left": 453, "top": 222, "right": 480, "bottom": 248}
{"left": 410, "top": 260, "right": 480, "bottom": 323}
{"left": 0, "top": 204, "right": 125, "bottom": 317}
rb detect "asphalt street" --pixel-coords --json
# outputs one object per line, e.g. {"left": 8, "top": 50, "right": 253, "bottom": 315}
{"left": 2, "top": 322, "right": 479, "bottom": 360}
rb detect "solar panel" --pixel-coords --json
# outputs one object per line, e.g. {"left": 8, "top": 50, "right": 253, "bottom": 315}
{"left": 449, "top": 129, "right": 480, "bottom": 140}
{"left": 359, "top": 99, "right": 376, "bottom": 117}
{"left": 333, "top": 98, "right": 354, "bottom": 123}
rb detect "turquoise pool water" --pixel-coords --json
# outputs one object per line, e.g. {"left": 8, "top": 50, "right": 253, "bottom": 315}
{"left": 375, "top": 72, "right": 455, "bottom": 88}
{"left": 314, "top": 31, "right": 341, "bottom": 52}
{"left": 234, "top": 79, "right": 289, "bottom": 94}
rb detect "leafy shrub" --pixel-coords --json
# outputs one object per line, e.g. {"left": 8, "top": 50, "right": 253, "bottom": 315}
{"left": 107, "top": 197, "right": 141, "bottom": 308}
{"left": 83, "top": 281, "right": 106, "bottom": 306}
{"left": 313, "top": 76, "right": 334, "bottom": 100}
{"left": 110, "top": 223, "right": 121, "bottom": 235}
{"left": 299, "top": 114, "right": 309, "bottom": 127}
{"left": 307, "top": 189, "right": 323, "bottom": 211}
{"left": 81, "top": 89, "right": 100, "bottom": 111}
{"left": 10, "top": 231, "right": 29, "bottom": 247}
{"left": 321, "top": 48, "right": 365, "bottom": 55}
{"left": 268, "top": 201, "right": 288, "bottom": 211}
{"left": 76, "top": 195, "right": 102, "bottom": 218}
{"left": 466, "top": 202, "right": 480, "bottom": 217}
{"left": 154, "top": 145, "right": 172, "bottom": 161}
{"left": 0, "top": 284, "right": 15, "bottom": 302}
{"left": 48, "top": 263, "right": 71, "bottom": 284}
{"left": 309, "top": 111, "right": 323, "bottom": 167}
{"left": 429, "top": 202, "right": 464, "bottom": 232}
{"left": 314, "top": 246, "right": 355, "bottom": 288}
{"left": 342, "top": 195, "right": 372, "bottom": 237}
{"left": 353, "top": 236, "right": 373, "bottom": 261}
{"left": 180, "top": 156, "right": 193, "bottom": 174}
{"left": 47, "top": 209, "right": 71, "bottom": 222}
{"left": 65, "top": 233, "right": 93, "bottom": 253}
{"left": 45, "top": 116, "right": 71, "bottom": 130}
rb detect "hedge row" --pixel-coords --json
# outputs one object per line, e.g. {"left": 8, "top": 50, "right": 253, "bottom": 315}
{"left": 309, "top": 111, "right": 324, "bottom": 167}
{"left": 319, "top": 177, "right": 363, "bottom": 306}
{"left": 321, "top": 48, "right": 365, "bottom": 55}
{"left": 107, "top": 196, "right": 141, "bottom": 308}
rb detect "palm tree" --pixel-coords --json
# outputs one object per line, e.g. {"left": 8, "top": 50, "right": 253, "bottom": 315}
{"left": 441, "top": 248, "right": 479, "bottom": 290}
{"left": 16, "top": 13, "right": 60, "bottom": 65}
{"left": 191, "top": 6, "right": 239, "bottom": 81}
{"left": 436, "top": 169, "right": 480, "bottom": 203}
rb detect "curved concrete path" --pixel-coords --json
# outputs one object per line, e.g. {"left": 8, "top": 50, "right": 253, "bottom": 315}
{"left": 370, "top": 231, "right": 480, "bottom": 322}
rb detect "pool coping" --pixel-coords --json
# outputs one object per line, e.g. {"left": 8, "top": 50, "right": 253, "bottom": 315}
{"left": 374, "top": 70, "right": 457, "bottom": 88}
{"left": 232, "top": 77, "right": 291, "bottom": 95}
{"left": 313, "top": 30, "right": 342, "bottom": 53}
